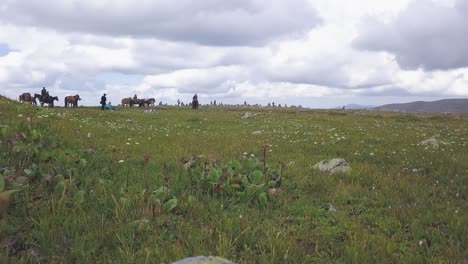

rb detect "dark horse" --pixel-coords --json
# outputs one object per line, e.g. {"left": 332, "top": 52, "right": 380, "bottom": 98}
{"left": 144, "top": 98, "right": 156, "bottom": 107}
{"left": 65, "top": 94, "right": 81, "bottom": 108}
{"left": 34, "top": 94, "right": 58, "bottom": 107}
{"left": 192, "top": 99, "right": 199, "bottom": 109}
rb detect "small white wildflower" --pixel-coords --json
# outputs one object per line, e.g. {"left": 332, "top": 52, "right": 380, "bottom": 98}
{"left": 128, "top": 138, "right": 132, "bottom": 141}
{"left": 418, "top": 240, "right": 423, "bottom": 246}
{"left": 370, "top": 152, "right": 375, "bottom": 156}
{"left": 135, "top": 142, "right": 140, "bottom": 145}
{"left": 250, "top": 153, "right": 255, "bottom": 157}
{"left": 126, "top": 142, "right": 130, "bottom": 145}
{"left": 118, "top": 160, "right": 125, "bottom": 163}
{"left": 18, "top": 114, "right": 23, "bottom": 117}
{"left": 87, "top": 132, "right": 91, "bottom": 138}
{"left": 243, "top": 152, "right": 248, "bottom": 155}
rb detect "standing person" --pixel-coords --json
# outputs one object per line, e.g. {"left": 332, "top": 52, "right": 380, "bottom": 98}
{"left": 100, "top": 93, "right": 107, "bottom": 110}
{"left": 192, "top": 94, "right": 199, "bottom": 109}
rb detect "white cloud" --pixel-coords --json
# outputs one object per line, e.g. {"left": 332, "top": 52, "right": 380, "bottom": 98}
{"left": 0, "top": 0, "right": 467, "bottom": 108}
{"left": 355, "top": 0, "right": 468, "bottom": 70}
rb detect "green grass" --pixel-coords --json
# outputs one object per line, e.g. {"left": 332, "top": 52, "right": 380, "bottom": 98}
{"left": 1, "top": 96, "right": 467, "bottom": 263}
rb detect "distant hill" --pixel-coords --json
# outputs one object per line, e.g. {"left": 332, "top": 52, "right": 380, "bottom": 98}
{"left": 374, "top": 99, "right": 468, "bottom": 113}
{"left": 333, "top": 104, "right": 375, "bottom": 110}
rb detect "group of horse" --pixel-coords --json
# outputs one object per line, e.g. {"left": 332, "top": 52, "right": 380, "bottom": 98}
{"left": 19, "top": 93, "right": 81, "bottom": 108}
{"left": 18, "top": 92, "right": 199, "bottom": 109}
{"left": 121, "top": 97, "right": 156, "bottom": 107}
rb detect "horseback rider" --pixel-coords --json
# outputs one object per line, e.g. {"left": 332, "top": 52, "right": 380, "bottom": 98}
{"left": 41, "top": 87, "right": 47, "bottom": 101}
{"left": 193, "top": 94, "right": 198, "bottom": 100}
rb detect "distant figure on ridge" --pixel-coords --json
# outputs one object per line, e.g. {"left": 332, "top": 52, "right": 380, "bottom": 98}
{"left": 192, "top": 94, "right": 199, "bottom": 109}
{"left": 100, "top": 93, "right": 107, "bottom": 110}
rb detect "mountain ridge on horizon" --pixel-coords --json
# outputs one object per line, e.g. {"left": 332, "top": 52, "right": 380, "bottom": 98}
{"left": 373, "top": 98, "right": 468, "bottom": 113}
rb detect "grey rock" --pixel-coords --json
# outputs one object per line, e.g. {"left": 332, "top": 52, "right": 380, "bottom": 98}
{"left": 172, "top": 256, "right": 235, "bottom": 264}
{"left": 418, "top": 138, "right": 439, "bottom": 148}
{"left": 313, "top": 158, "right": 351, "bottom": 174}
{"left": 241, "top": 112, "right": 254, "bottom": 119}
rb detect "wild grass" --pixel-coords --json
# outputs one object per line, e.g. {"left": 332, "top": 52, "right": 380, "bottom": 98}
{"left": 0, "top": 97, "right": 467, "bottom": 263}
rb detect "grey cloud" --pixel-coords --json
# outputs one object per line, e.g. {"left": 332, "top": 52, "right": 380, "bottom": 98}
{"left": 1, "top": 0, "right": 321, "bottom": 46}
{"left": 354, "top": 0, "right": 468, "bottom": 70}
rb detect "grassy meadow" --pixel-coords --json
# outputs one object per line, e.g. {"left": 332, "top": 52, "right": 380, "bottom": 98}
{"left": 0, "top": 96, "right": 467, "bottom": 263}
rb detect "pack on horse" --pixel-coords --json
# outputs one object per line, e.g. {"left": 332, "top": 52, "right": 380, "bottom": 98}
{"left": 34, "top": 93, "right": 59, "bottom": 107}
{"left": 65, "top": 94, "right": 81, "bottom": 108}
{"left": 135, "top": 99, "right": 146, "bottom": 107}
{"left": 19, "top": 93, "right": 36, "bottom": 105}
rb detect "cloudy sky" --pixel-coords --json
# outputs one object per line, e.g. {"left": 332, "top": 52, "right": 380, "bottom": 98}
{"left": 0, "top": 0, "right": 467, "bottom": 107}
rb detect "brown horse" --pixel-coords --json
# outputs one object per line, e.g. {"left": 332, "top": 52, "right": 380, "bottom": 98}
{"left": 19, "top": 93, "right": 36, "bottom": 105}
{"left": 121, "top": 97, "right": 133, "bottom": 107}
{"left": 65, "top": 94, "right": 81, "bottom": 108}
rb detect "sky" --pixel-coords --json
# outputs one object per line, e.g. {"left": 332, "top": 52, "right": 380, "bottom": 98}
{"left": 0, "top": 0, "right": 467, "bottom": 108}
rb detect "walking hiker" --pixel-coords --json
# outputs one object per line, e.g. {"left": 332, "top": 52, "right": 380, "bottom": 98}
{"left": 100, "top": 93, "right": 107, "bottom": 110}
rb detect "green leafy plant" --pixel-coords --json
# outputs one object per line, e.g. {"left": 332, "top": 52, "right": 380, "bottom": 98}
{"left": 0, "top": 172, "right": 18, "bottom": 219}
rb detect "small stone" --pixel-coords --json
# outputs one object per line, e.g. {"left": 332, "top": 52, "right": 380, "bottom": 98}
{"left": 172, "top": 256, "right": 235, "bottom": 264}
